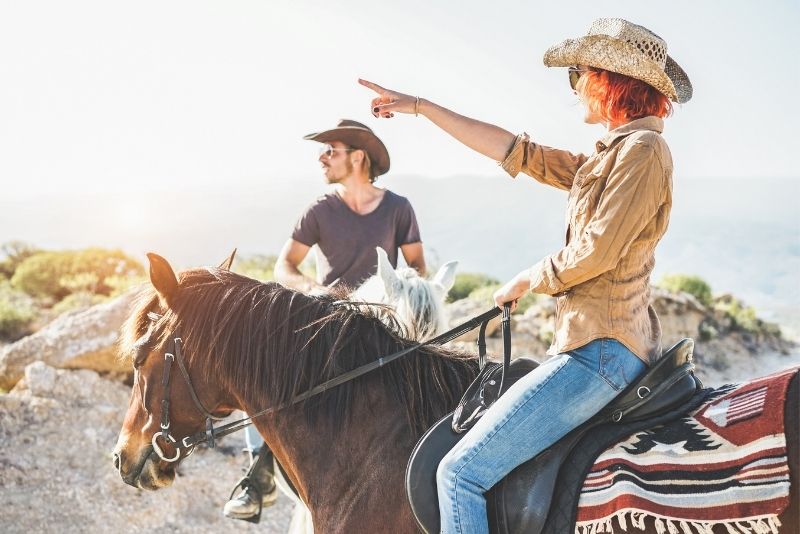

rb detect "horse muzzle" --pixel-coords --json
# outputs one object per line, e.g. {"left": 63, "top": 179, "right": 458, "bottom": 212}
{"left": 114, "top": 445, "right": 176, "bottom": 490}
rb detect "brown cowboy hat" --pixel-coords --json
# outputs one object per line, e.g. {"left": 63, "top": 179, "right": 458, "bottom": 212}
{"left": 304, "top": 119, "right": 391, "bottom": 176}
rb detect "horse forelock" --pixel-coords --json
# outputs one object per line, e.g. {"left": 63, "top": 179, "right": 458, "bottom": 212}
{"left": 121, "top": 267, "right": 476, "bottom": 436}
{"left": 117, "top": 288, "right": 168, "bottom": 365}
{"left": 354, "top": 267, "right": 448, "bottom": 341}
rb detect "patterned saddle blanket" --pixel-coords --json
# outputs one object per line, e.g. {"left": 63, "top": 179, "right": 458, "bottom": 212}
{"left": 548, "top": 366, "right": 799, "bottom": 534}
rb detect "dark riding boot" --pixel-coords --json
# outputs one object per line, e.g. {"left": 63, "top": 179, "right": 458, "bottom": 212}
{"left": 223, "top": 446, "right": 278, "bottom": 523}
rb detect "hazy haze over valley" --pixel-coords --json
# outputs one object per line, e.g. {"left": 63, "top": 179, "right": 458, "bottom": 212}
{"left": 3, "top": 175, "right": 798, "bottom": 336}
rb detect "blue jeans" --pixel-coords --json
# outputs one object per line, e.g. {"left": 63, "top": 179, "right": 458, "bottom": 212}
{"left": 436, "top": 338, "right": 647, "bottom": 534}
{"left": 245, "top": 419, "right": 264, "bottom": 452}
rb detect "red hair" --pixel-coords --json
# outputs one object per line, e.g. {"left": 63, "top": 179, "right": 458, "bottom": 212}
{"left": 578, "top": 68, "right": 672, "bottom": 124}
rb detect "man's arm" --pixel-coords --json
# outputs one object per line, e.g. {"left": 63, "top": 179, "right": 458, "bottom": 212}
{"left": 274, "top": 239, "right": 320, "bottom": 292}
{"left": 400, "top": 242, "right": 426, "bottom": 276}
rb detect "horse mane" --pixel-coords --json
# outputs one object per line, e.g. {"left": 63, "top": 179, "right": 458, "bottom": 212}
{"left": 119, "top": 268, "right": 477, "bottom": 436}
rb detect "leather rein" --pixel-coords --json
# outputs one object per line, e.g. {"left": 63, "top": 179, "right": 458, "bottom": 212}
{"left": 140, "top": 306, "right": 507, "bottom": 463}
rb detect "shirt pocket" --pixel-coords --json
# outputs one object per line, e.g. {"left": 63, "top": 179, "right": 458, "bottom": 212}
{"left": 572, "top": 171, "right": 605, "bottom": 232}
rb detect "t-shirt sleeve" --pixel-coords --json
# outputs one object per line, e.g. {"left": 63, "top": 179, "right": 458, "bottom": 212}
{"left": 291, "top": 202, "right": 321, "bottom": 247}
{"left": 396, "top": 198, "right": 422, "bottom": 246}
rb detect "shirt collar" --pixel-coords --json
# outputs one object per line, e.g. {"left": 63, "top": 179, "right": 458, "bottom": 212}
{"left": 595, "top": 116, "right": 664, "bottom": 153}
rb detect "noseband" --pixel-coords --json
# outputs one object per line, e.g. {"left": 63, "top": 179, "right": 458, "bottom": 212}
{"left": 135, "top": 311, "right": 229, "bottom": 463}
{"left": 138, "top": 306, "right": 505, "bottom": 463}
{"left": 149, "top": 336, "right": 228, "bottom": 462}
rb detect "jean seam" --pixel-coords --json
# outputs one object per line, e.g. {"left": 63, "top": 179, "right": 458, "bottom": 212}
{"left": 451, "top": 480, "right": 462, "bottom": 534}
{"left": 448, "top": 356, "right": 570, "bottom": 530}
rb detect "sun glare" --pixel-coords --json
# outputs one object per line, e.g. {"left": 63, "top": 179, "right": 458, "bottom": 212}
{"left": 116, "top": 202, "right": 147, "bottom": 232}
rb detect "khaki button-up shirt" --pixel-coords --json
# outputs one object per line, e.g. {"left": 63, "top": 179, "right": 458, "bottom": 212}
{"left": 501, "top": 116, "right": 673, "bottom": 364}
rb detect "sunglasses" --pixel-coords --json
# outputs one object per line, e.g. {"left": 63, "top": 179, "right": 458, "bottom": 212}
{"left": 568, "top": 66, "right": 590, "bottom": 91}
{"left": 319, "top": 144, "right": 355, "bottom": 158}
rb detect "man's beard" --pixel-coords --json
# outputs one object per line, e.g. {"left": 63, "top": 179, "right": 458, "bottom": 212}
{"left": 324, "top": 159, "right": 354, "bottom": 184}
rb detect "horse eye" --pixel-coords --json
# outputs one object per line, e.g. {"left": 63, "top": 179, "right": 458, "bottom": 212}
{"left": 133, "top": 340, "right": 149, "bottom": 368}
{"left": 132, "top": 323, "right": 157, "bottom": 367}
{"left": 131, "top": 309, "right": 165, "bottom": 368}
{"left": 133, "top": 347, "right": 148, "bottom": 368}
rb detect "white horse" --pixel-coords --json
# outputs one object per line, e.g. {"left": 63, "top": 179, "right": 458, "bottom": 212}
{"left": 352, "top": 247, "right": 458, "bottom": 340}
{"left": 279, "top": 247, "right": 458, "bottom": 534}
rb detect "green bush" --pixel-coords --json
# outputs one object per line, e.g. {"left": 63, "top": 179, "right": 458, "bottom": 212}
{"left": 0, "top": 281, "right": 38, "bottom": 340}
{"left": 658, "top": 274, "right": 713, "bottom": 307}
{"left": 448, "top": 273, "right": 500, "bottom": 302}
{"left": 234, "top": 254, "right": 278, "bottom": 281}
{"left": 698, "top": 321, "right": 719, "bottom": 342}
{"left": 514, "top": 292, "right": 540, "bottom": 315}
{"left": 763, "top": 322, "right": 783, "bottom": 339}
{"left": 467, "top": 284, "right": 501, "bottom": 304}
{"left": 0, "top": 241, "right": 40, "bottom": 280}
{"left": 716, "top": 298, "right": 760, "bottom": 333}
{"left": 466, "top": 284, "right": 539, "bottom": 315}
{"left": 11, "top": 248, "right": 143, "bottom": 301}
{"left": 233, "top": 253, "right": 317, "bottom": 283}
{"left": 104, "top": 274, "right": 147, "bottom": 298}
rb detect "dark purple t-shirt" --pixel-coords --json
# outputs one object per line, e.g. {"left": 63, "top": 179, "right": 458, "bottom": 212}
{"left": 291, "top": 190, "right": 421, "bottom": 288}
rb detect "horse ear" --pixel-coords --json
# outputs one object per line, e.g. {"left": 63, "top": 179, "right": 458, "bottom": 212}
{"left": 432, "top": 261, "right": 458, "bottom": 293}
{"left": 376, "top": 247, "right": 401, "bottom": 297}
{"left": 147, "top": 253, "right": 179, "bottom": 306}
{"left": 218, "top": 248, "right": 237, "bottom": 270}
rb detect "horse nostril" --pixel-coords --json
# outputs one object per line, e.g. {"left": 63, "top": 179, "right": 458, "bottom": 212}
{"left": 113, "top": 452, "right": 121, "bottom": 471}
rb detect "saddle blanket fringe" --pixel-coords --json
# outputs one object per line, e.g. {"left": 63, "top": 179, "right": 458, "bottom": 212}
{"left": 574, "top": 509, "right": 782, "bottom": 534}
{"left": 574, "top": 366, "right": 798, "bottom": 534}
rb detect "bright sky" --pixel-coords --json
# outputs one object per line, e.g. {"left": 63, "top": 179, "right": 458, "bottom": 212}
{"left": 1, "top": 0, "right": 799, "bottom": 204}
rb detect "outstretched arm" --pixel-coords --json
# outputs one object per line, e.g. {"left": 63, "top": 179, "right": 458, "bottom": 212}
{"left": 359, "top": 79, "right": 516, "bottom": 163}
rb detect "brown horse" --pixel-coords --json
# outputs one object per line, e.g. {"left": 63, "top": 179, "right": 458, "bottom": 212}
{"left": 113, "top": 254, "right": 800, "bottom": 533}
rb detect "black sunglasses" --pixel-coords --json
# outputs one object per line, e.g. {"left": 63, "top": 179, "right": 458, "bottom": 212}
{"left": 568, "top": 66, "right": 590, "bottom": 91}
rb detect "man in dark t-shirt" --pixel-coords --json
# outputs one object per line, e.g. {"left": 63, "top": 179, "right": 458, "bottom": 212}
{"left": 291, "top": 189, "right": 421, "bottom": 288}
{"left": 223, "top": 119, "right": 426, "bottom": 522}
{"left": 274, "top": 119, "right": 425, "bottom": 291}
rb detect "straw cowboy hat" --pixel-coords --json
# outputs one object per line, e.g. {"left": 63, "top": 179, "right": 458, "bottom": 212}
{"left": 544, "top": 18, "right": 692, "bottom": 104}
{"left": 304, "top": 119, "right": 391, "bottom": 176}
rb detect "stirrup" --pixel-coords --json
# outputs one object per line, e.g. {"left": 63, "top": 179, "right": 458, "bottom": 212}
{"left": 226, "top": 476, "right": 264, "bottom": 524}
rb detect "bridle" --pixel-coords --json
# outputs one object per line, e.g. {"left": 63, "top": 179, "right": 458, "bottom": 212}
{"left": 136, "top": 306, "right": 506, "bottom": 463}
{"left": 135, "top": 317, "right": 230, "bottom": 462}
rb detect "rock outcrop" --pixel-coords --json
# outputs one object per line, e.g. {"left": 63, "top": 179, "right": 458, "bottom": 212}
{"left": 444, "top": 297, "right": 501, "bottom": 341}
{"left": 445, "top": 290, "right": 797, "bottom": 386}
{"left": 0, "top": 362, "right": 293, "bottom": 534}
{"left": 0, "top": 291, "right": 136, "bottom": 390}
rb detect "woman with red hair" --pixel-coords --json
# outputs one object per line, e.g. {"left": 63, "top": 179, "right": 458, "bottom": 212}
{"left": 361, "top": 17, "right": 692, "bottom": 534}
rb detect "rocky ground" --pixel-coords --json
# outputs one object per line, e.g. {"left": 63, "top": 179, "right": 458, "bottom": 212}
{"left": 0, "top": 290, "right": 797, "bottom": 533}
{"left": 0, "top": 362, "right": 295, "bottom": 533}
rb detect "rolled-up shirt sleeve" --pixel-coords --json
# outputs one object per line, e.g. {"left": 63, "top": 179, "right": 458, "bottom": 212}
{"left": 530, "top": 139, "right": 667, "bottom": 295}
{"left": 500, "top": 133, "right": 588, "bottom": 191}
